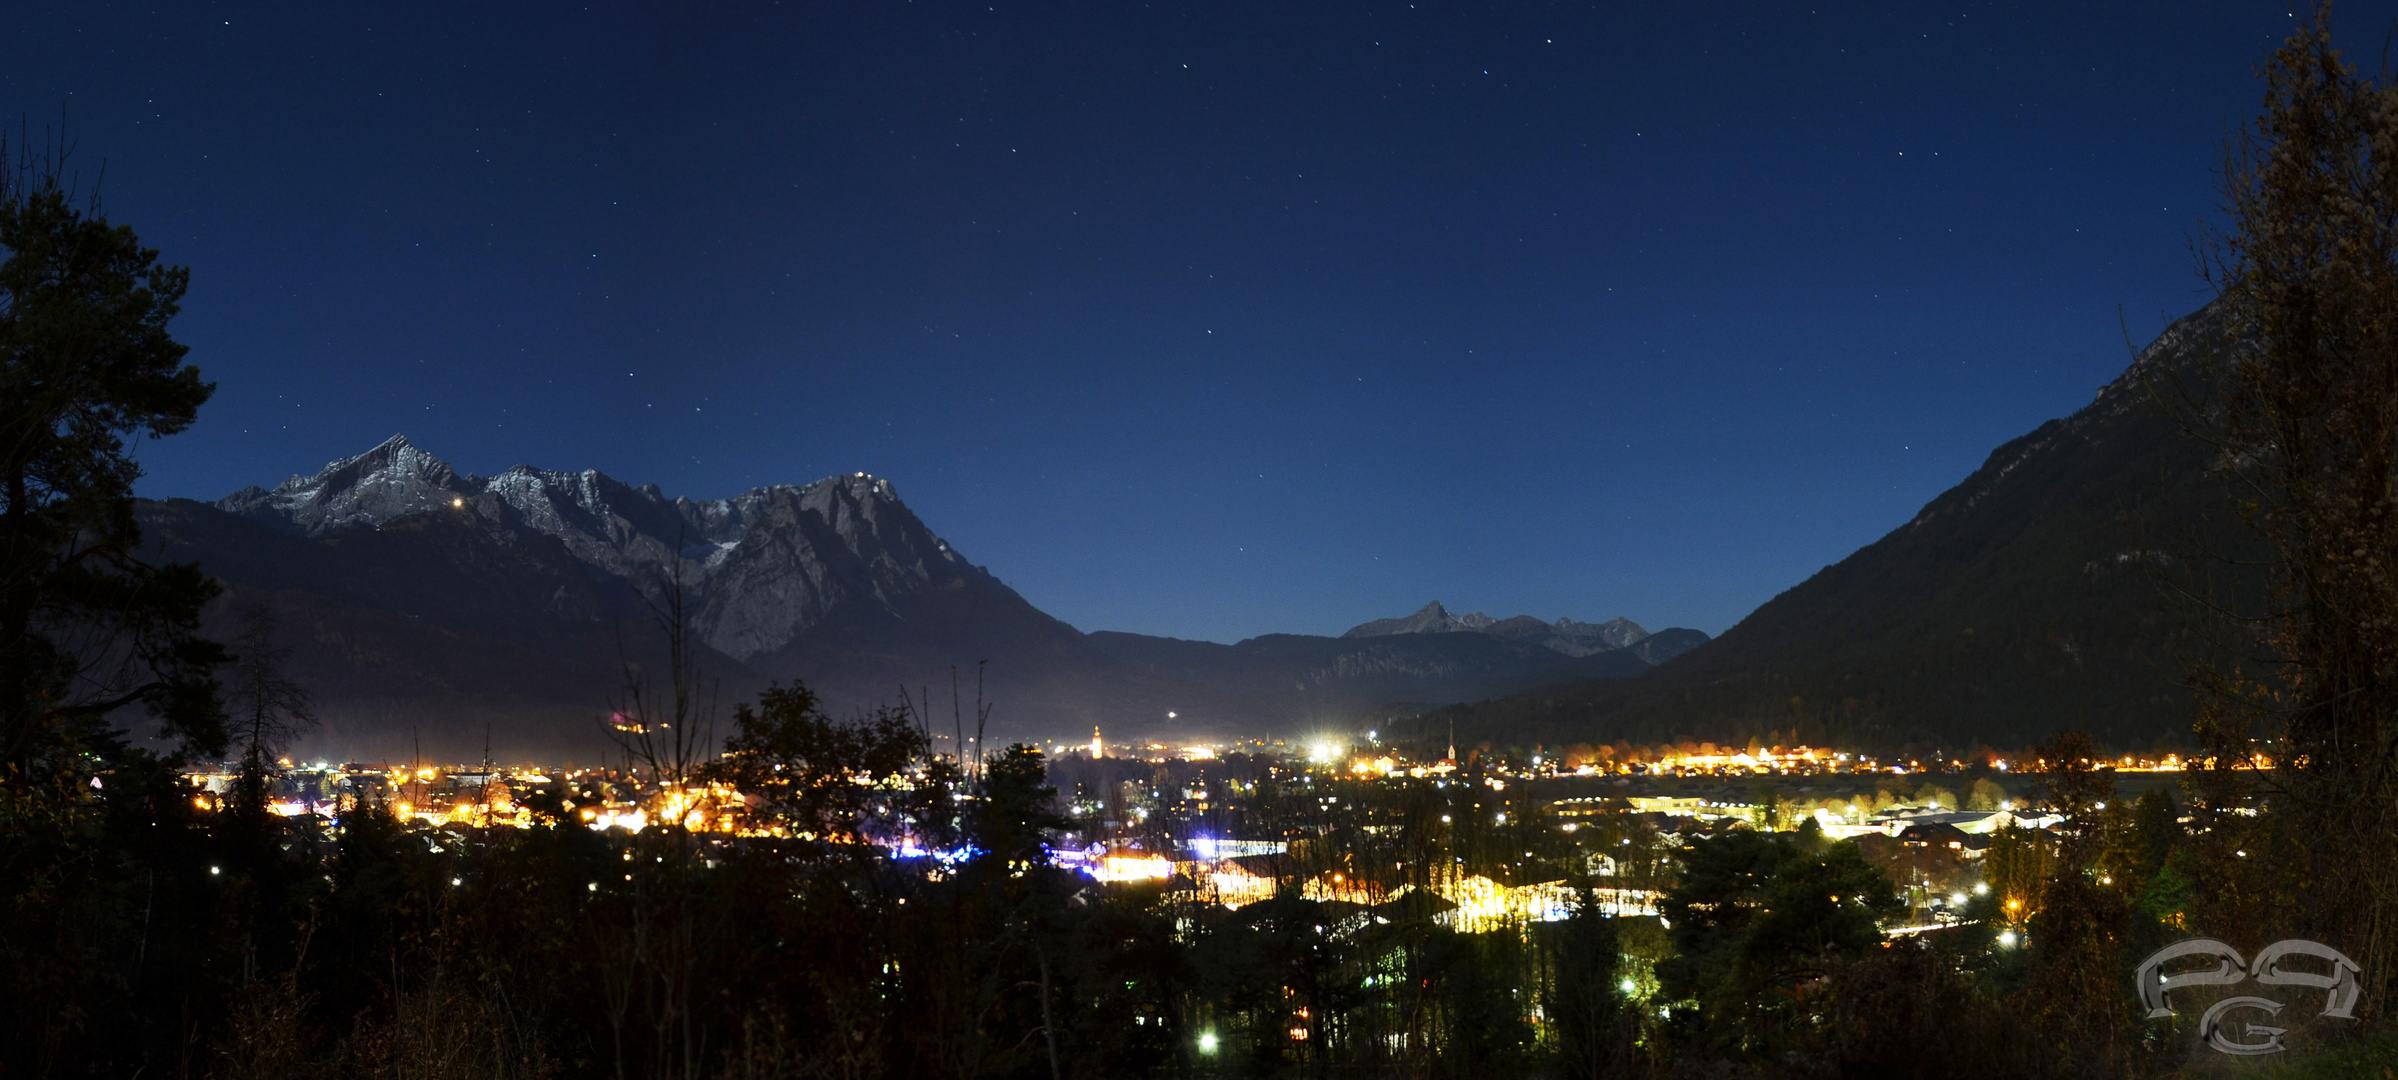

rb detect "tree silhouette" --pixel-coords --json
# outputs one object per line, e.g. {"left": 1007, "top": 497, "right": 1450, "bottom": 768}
{"left": 223, "top": 604, "right": 315, "bottom": 817}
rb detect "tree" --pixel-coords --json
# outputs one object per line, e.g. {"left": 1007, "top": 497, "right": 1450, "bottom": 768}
{"left": 0, "top": 130, "right": 230, "bottom": 1080}
{"left": 2202, "top": 3, "right": 2398, "bottom": 1005}
{"left": 1545, "top": 888, "right": 1626, "bottom": 1080}
{"left": 607, "top": 564, "right": 716, "bottom": 799}
{"left": 703, "top": 682, "right": 927, "bottom": 857}
{"left": 0, "top": 133, "right": 224, "bottom": 792}
{"left": 969, "top": 743, "right": 1072, "bottom": 870}
{"left": 2017, "top": 731, "right": 2134, "bottom": 1075}
{"left": 1656, "top": 829, "right": 1900, "bottom": 1059}
{"left": 223, "top": 605, "right": 316, "bottom": 818}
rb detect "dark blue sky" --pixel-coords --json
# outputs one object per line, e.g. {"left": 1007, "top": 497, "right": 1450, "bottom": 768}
{"left": 13, "top": 1, "right": 2385, "bottom": 641}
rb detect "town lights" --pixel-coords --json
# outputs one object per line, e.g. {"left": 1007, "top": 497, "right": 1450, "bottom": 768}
{"left": 1309, "top": 740, "right": 1339, "bottom": 764}
{"left": 1998, "top": 931, "right": 2019, "bottom": 947}
{"left": 1197, "top": 1032, "right": 1219, "bottom": 1055}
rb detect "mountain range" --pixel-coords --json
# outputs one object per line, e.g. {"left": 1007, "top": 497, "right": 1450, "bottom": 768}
{"left": 150, "top": 299, "right": 2248, "bottom": 761}
{"left": 144, "top": 438, "right": 1705, "bottom": 760}
{"left": 1342, "top": 601, "right": 1711, "bottom": 665}
{"left": 1406, "top": 301, "right": 2260, "bottom": 754}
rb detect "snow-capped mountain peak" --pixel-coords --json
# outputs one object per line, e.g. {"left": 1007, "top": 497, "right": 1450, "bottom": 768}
{"left": 217, "top": 439, "right": 984, "bottom": 661}
{"left": 218, "top": 433, "right": 478, "bottom": 535}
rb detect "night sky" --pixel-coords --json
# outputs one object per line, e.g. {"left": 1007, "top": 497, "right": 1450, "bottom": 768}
{"left": 11, "top": 2, "right": 2385, "bottom": 643}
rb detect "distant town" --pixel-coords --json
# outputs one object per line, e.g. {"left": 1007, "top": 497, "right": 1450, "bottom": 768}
{"left": 186, "top": 731, "right": 2214, "bottom": 937}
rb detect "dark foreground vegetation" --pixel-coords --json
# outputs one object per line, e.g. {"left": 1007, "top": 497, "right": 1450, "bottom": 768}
{"left": 13, "top": 8, "right": 2398, "bottom": 1077}
{"left": 14, "top": 698, "right": 2398, "bottom": 1079}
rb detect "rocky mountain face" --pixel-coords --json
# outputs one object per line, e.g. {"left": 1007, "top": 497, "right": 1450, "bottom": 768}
{"left": 1345, "top": 601, "right": 1679, "bottom": 659}
{"left": 175, "top": 438, "right": 1102, "bottom": 758}
{"left": 219, "top": 436, "right": 995, "bottom": 665}
{"left": 1344, "top": 601, "right": 1502, "bottom": 637}
{"left": 1414, "top": 302, "right": 2259, "bottom": 752}
{"left": 166, "top": 438, "right": 1705, "bottom": 759}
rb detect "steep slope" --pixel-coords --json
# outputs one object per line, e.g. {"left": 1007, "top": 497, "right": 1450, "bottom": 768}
{"left": 1417, "top": 303, "right": 2257, "bottom": 751}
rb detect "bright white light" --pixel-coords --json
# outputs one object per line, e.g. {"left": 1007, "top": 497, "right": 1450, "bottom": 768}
{"left": 209, "top": 866, "right": 220, "bottom": 876}
{"left": 1949, "top": 893, "right": 1966, "bottom": 906}
{"left": 1198, "top": 1032, "right": 1219, "bottom": 1055}
{"left": 1619, "top": 978, "right": 1637, "bottom": 995}
{"left": 1998, "top": 931, "right": 2019, "bottom": 948}
{"left": 1440, "top": 815, "right": 1451, "bottom": 823}
{"left": 1973, "top": 882, "right": 1989, "bottom": 895}
{"left": 1494, "top": 813, "right": 1506, "bottom": 824}
{"left": 1309, "top": 741, "right": 1339, "bottom": 764}
{"left": 2000, "top": 800, "right": 2012, "bottom": 811}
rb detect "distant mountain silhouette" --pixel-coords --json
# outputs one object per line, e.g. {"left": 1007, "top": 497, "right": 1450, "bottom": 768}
{"left": 1411, "top": 302, "right": 2260, "bottom": 752}
{"left": 1086, "top": 630, "right": 1653, "bottom": 720}
{"left": 1343, "top": 602, "right": 1677, "bottom": 659}
{"left": 150, "top": 440, "right": 1706, "bottom": 760}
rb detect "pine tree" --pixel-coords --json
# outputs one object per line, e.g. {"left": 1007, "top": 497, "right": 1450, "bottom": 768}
{"left": 0, "top": 133, "right": 225, "bottom": 789}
